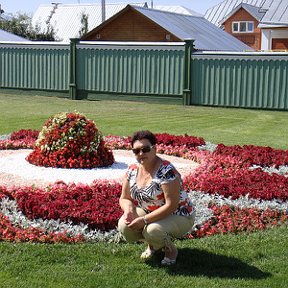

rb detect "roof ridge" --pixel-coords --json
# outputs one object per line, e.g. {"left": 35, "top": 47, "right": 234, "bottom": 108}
{"left": 130, "top": 4, "right": 202, "bottom": 17}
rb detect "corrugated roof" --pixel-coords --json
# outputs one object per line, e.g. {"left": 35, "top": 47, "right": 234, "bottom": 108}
{"left": 153, "top": 5, "right": 203, "bottom": 16}
{"left": 240, "top": 3, "right": 266, "bottom": 19}
{"left": 205, "top": 0, "right": 266, "bottom": 26}
{"left": 220, "top": 3, "right": 266, "bottom": 23}
{"left": 32, "top": 2, "right": 148, "bottom": 42}
{"left": 0, "top": 28, "right": 29, "bottom": 42}
{"left": 130, "top": 6, "right": 252, "bottom": 51}
{"left": 260, "top": 0, "right": 288, "bottom": 26}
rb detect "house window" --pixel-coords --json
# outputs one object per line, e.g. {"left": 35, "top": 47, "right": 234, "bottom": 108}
{"left": 232, "top": 21, "right": 254, "bottom": 33}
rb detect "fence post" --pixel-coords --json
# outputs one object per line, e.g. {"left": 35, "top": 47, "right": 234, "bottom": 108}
{"left": 69, "top": 38, "right": 80, "bottom": 100}
{"left": 183, "top": 39, "right": 194, "bottom": 105}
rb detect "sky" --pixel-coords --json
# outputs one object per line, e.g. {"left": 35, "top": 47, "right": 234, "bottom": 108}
{"left": 0, "top": 0, "right": 221, "bottom": 16}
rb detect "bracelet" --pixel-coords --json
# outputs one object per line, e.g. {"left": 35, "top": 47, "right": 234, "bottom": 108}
{"left": 143, "top": 216, "right": 148, "bottom": 225}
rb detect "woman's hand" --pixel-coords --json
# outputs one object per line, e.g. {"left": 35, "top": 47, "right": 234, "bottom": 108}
{"left": 123, "top": 210, "right": 137, "bottom": 225}
{"left": 127, "top": 217, "right": 145, "bottom": 231}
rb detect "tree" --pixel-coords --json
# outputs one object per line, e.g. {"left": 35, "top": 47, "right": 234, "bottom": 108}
{"left": 0, "top": 12, "right": 56, "bottom": 41}
{"left": 79, "top": 12, "right": 89, "bottom": 37}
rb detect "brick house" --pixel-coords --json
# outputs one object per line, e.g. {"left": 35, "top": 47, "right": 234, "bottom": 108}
{"left": 81, "top": 5, "right": 251, "bottom": 51}
{"left": 205, "top": 0, "right": 288, "bottom": 51}
{"left": 220, "top": 4, "right": 265, "bottom": 50}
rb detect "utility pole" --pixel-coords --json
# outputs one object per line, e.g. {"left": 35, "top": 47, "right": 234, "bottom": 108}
{"left": 101, "top": 0, "right": 105, "bottom": 23}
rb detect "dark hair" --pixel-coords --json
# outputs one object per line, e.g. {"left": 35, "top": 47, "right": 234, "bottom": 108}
{"left": 130, "top": 130, "right": 157, "bottom": 147}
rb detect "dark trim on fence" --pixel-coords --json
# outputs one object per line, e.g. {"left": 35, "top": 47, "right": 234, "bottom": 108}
{"left": 183, "top": 39, "right": 194, "bottom": 106}
{"left": 69, "top": 38, "right": 80, "bottom": 100}
{"left": 78, "top": 90, "right": 182, "bottom": 104}
{"left": 0, "top": 88, "right": 70, "bottom": 98}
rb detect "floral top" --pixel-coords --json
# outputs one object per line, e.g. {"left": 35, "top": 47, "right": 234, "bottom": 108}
{"left": 126, "top": 160, "right": 195, "bottom": 216}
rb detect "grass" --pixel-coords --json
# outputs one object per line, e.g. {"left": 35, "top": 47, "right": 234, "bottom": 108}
{"left": 0, "top": 92, "right": 287, "bottom": 287}
{"left": 0, "top": 226, "right": 287, "bottom": 288}
{"left": 0, "top": 93, "right": 287, "bottom": 149}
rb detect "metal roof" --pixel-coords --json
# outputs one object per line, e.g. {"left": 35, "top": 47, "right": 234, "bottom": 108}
{"left": 31, "top": 2, "right": 197, "bottom": 42}
{"left": 152, "top": 5, "right": 203, "bottom": 16}
{"left": 0, "top": 28, "right": 29, "bottom": 42}
{"left": 32, "top": 2, "right": 148, "bottom": 42}
{"left": 260, "top": 0, "right": 288, "bottom": 26}
{"left": 130, "top": 6, "right": 252, "bottom": 51}
{"left": 205, "top": 0, "right": 288, "bottom": 27}
{"left": 205, "top": 0, "right": 266, "bottom": 26}
{"left": 222, "top": 2, "right": 266, "bottom": 23}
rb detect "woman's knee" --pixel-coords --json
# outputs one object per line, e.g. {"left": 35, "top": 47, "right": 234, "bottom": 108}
{"left": 118, "top": 215, "right": 143, "bottom": 243}
{"left": 142, "top": 223, "right": 166, "bottom": 243}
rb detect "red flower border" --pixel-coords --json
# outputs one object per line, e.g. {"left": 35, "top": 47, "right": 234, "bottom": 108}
{"left": 0, "top": 129, "right": 287, "bottom": 243}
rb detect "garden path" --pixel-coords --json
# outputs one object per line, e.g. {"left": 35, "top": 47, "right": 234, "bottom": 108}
{"left": 0, "top": 149, "right": 199, "bottom": 188}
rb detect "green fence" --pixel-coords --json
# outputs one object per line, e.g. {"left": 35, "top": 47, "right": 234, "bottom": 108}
{"left": 0, "top": 43, "right": 70, "bottom": 91}
{"left": 190, "top": 53, "right": 288, "bottom": 110}
{"left": 0, "top": 40, "right": 287, "bottom": 110}
{"left": 76, "top": 43, "right": 184, "bottom": 97}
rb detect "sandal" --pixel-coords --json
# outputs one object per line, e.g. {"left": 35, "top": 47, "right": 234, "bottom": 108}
{"left": 140, "top": 245, "right": 156, "bottom": 259}
{"left": 161, "top": 246, "right": 178, "bottom": 266}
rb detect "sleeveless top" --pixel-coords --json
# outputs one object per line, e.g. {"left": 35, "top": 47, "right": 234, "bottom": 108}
{"left": 126, "top": 159, "right": 195, "bottom": 216}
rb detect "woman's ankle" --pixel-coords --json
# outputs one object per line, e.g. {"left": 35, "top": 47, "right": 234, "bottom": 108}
{"left": 164, "top": 244, "right": 178, "bottom": 260}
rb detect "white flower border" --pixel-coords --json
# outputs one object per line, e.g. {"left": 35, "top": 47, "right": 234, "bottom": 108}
{"left": 1, "top": 189, "right": 287, "bottom": 243}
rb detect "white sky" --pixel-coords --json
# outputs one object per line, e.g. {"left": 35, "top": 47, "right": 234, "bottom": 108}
{"left": 0, "top": 0, "right": 220, "bottom": 16}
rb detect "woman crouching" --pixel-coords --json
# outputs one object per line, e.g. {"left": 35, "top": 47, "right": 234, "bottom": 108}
{"left": 118, "top": 130, "right": 195, "bottom": 265}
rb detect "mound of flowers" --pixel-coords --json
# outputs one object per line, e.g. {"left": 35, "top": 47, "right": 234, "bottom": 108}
{"left": 26, "top": 112, "right": 114, "bottom": 169}
{"left": 0, "top": 129, "right": 287, "bottom": 243}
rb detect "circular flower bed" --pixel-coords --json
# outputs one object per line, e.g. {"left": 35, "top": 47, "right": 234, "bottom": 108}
{"left": 0, "top": 129, "right": 287, "bottom": 244}
{"left": 26, "top": 112, "right": 114, "bottom": 169}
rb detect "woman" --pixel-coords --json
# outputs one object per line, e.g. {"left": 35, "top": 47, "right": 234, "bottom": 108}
{"left": 118, "top": 130, "right": 195, "bottom": 265}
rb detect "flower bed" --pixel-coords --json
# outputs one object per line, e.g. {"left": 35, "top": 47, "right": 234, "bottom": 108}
{"left": 26, "top": 112, "right": 114, "bottom": 169}
{"left": 0, "top": 129, "right": 287, "bottom": 243}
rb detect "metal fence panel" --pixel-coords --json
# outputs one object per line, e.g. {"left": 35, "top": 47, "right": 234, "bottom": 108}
{"left": 1, "top": 42, "right": 288, "bottom": 110}
{"left": 76, "top": 43, "right": 184, "bottom": 96}
{"left": 0, "top": 43, "right": 70, "bottom": 91}
{"left": 191, "top": 53, "right": 288, "bottom": 110}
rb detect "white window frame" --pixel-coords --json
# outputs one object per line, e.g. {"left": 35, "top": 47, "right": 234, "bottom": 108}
{"left": 232, "top": 21, "right": 254, "bottom": 33}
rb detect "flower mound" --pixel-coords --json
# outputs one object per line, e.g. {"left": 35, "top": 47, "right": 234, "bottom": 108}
{"left": 26, "top": 113, "right": 114, "bottom": 169}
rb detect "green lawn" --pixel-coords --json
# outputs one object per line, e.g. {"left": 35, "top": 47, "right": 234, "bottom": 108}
{"left": 0, "top": 93, "right": 287, "bottom": 288}
{"left": 0, "top": 93, "right": 287, "bottom": 149}
{"left": 0, "top": 227, "right": 287, "bottom": 288}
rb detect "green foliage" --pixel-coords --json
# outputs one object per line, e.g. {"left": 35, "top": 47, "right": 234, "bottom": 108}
{"left": 0, "top": 12, "right": 55, "bottom": 41}
{"left": 79, "top": 12, "right": 89, "bottom": 37}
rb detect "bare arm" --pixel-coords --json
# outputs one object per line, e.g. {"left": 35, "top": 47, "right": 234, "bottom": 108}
{"left": 119, "top": 177, "right": 137, "bottom": 224}
{"left": 127, "top": 178, "right": 180, "bottom": 229}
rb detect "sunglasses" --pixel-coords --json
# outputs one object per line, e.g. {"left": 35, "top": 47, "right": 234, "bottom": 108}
{"left": 132, "top": 145, "right": 154, "bottom": 155}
